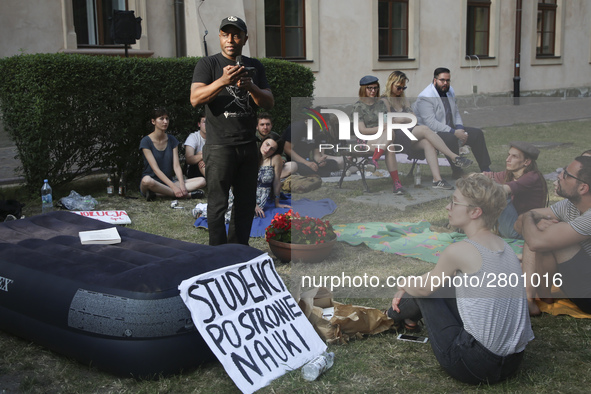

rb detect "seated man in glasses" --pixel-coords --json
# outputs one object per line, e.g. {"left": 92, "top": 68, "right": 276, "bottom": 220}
{"left": 413, "top": 67, "right": 492, "bottom": 179}
{"left": 515, "top": 156, "right": 591, "bottom": 316}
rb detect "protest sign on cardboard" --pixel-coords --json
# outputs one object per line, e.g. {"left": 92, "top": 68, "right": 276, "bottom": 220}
{"left": 179, "top": 254, "right": 326, "bottom": 394}
{"left": 72, "top": 210, "right": 131, "bottom": 225}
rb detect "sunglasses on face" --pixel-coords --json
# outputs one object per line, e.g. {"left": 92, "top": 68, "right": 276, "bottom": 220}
{"left": 394, "top": 85, "right": 407, "bottom": 91}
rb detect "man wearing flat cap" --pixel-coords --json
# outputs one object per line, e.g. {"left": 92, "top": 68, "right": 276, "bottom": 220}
{"left": 484, "top": 141, "right": 547, "bottom": 239}
{"left": 190, "top": 15, "right": 274, "bottom": 246}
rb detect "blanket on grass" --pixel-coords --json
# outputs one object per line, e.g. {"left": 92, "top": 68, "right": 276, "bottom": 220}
{"left": 334, "top": 221, "right": 524, "bottom": 264}
{"left": 536, "top": 287, "right": 591, "bottom": 319}
{"left": 194, "top": 194, "right": 337, "bottom": 238}
{"left": 336, "top": 221, "right": 591, "bottom": 320}
{"left": 537, "top": 299, "right": 591, "bottom": 319}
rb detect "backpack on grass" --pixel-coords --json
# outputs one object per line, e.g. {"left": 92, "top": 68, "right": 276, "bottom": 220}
{"left": 0, "top": 199, "right": 25, "bottom": 221}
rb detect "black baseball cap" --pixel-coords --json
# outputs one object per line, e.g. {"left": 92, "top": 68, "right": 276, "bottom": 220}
{"left": 220, "top": 16, "right": 247, "bottom": 33}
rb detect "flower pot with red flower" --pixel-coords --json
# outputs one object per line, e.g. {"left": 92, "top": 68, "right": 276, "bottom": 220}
{"left": 265, "top": 209, "right": 337, "bottom": 263}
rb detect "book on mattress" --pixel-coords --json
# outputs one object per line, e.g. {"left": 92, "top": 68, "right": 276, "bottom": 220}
{"left": 78, "top": 227, "right": 121, "bottom": 245}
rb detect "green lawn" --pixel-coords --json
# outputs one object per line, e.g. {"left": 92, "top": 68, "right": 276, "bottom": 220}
{"left": 1, "top": 119, "right": 591, "bottom": 393}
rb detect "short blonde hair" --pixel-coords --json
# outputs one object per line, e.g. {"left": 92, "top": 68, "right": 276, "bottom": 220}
{"left": 455, "top": 173, "right": 507, "bottom": 229}
{"left": 384, "top": 70, "right": 409, "bottom": 98}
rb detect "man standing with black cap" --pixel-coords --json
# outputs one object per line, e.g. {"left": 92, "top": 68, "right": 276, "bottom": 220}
{"left": 484, "top": 141, "right": 547, "bottom": 239}
{"left": 190, "top": 16, "right": 274, "bottom": 246}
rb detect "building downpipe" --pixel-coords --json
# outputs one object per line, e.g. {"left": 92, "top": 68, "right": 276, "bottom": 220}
{"left": 174, "top": 0, "right": 187, "bottom": 57}
{"left": 513, "top": 0, "right": 523, "bottom": 104}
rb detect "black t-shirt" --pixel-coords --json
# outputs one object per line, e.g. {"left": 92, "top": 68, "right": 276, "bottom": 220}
{"left": 283, "top": 121, "right": 315, "bottom": 162}
{"left": 192, "top": 53, "right": 270, "bottom": 145}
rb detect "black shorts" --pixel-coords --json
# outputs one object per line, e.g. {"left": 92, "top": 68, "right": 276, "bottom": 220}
{"left": 394, "top": 129, "right": 425, "bottom": 159}
{"left": 558, "top": 248, "right": 591, "bottom": 313}
{"left": 186, "top": 164, "right": 205, "bottom": 179}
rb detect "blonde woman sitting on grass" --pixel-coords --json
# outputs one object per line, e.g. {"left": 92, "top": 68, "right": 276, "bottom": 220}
{"left": 386, "top": 173, "right": 533, "bottom": 384}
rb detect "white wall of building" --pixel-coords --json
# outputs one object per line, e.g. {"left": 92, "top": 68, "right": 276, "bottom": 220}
{"left": 0, "top": 0, "right": 589, "bottom": 98}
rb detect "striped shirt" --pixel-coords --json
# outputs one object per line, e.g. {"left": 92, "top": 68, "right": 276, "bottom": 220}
{"left": 551, "top": 199, "right": 591, "bottom": 257}
{"left": 456, "top": 239, "right": 534, "bottom": 357}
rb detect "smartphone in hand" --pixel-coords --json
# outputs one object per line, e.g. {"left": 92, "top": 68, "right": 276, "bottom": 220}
{"left": 235, "top": 55, "right": 256, "bottom": 78}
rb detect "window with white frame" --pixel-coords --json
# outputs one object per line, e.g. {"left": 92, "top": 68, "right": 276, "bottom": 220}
{"left": 537, "top": 0, "right": 557, "bottom": 56}
{"left": 466, "top": 0, "right": 491, "bottom": 57}
{"left": 264, "top": 0, "right": 306, "bottom": 59}
{"left": 72, "top": 0, "right": 127, "bottom": 46}
{"left": 378, "top": 0, "right": 409, "bottom": 59}
{"left": 531, "top": 0, "right": 563, "bottom": 65}
{"left": 460, "top": 0, "right": 499, "bottom": 68}
{"left": 372, "top": 0, "right": 418, "bottom": 70}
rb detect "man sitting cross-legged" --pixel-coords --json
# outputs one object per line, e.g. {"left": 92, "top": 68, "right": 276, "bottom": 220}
{"left": 515, "top": 156, "right": 591, "bottom": 316}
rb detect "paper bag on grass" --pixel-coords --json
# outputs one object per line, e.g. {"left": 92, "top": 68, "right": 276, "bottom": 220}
{"left": 330, "top": 303, "right": 394, "bottom": 338}
{"left": 297, "top": 287, "right": 341, "bottom": 343}
{"left": 297, "top": 287, "right": 394, "bottom": 344}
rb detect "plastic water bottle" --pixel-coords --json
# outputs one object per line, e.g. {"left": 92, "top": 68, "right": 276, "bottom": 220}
{"left": 414, "top": 164, "right": 422, "bottom": 188}
{"left": 118, "top": 171, "right": 126, "bottom": 197}
{"left": 301, "top": 352, "right": 334, "bottom": 381}
{"left": 41, "top": 179, "right": 53, "bottom": 213}
{"left": 107, "top": 174, "right": 114, "bottom": 197}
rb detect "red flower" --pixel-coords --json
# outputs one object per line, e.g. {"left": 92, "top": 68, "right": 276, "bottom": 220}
{"left": 266, "top": 209, "right": 336, "bottom": 245}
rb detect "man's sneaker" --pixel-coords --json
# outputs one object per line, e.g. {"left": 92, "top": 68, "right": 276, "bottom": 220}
{"left": 454, "top": 156, "right": 473, "bottom": 168}
{"left": 432, "top": 179, "right": 454, "bottom": 190}
{"left": 190, "top": 189, "right": 205, "bottom": 199}
{"left": 364, "top": 163, "right": 376, "bottom": 172}
{"left": 393, "top": 180, "right": 406, "bottom": 195}
{"left": 145, "top": 189, "right": 156, "bottom": 202}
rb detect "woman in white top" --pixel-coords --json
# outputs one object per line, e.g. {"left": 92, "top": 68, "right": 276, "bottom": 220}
{"left": 387, "top": 173, "right": 534, "bottom": 384}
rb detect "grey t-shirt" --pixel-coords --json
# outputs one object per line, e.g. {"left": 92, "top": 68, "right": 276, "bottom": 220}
{"left": 140, "top": 134, "right": 180, "bottom": 181}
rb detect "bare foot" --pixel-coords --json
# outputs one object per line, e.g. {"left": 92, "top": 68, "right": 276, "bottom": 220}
{"left": 528, "top": 299, "right": 541, "bottom": 317}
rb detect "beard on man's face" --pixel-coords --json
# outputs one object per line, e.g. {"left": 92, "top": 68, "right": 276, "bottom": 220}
{"left": 435, "top": 83, "right": 449, "bottom": 95}
{"left": 556, "top": 180, "right": 581, "bottom": 204}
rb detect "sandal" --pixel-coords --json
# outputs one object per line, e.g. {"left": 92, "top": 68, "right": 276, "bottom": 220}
{"left": 402, "top": 320, "right": 421, "bottom": 333}
{"left": 383, "top": 309, "right": 422, "bottom": 333}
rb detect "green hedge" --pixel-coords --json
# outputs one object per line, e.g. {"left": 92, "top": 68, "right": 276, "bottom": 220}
{"left": 0, "top": 53, "right": 314, "bottom": 189}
